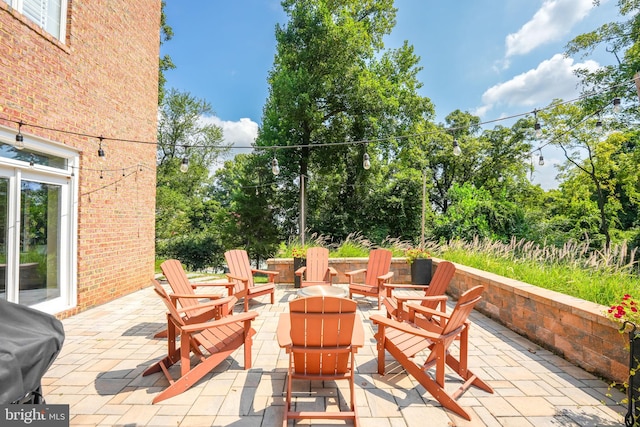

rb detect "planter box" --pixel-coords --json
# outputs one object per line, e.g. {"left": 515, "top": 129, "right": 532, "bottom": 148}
{"left": 410, "top": 258, "right": 432, "bottom": 285}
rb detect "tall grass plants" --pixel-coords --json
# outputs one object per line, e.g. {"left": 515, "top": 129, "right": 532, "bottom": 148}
{"left": 434, "top": 237, "right": 639, "bottom": 307}
{"left": 278, "top": 234, "right": 638, "bottom": 307}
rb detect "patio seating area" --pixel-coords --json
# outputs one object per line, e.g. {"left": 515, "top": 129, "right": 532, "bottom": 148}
{"left": 42, "top": 277, "right": 626, "bottom": 427}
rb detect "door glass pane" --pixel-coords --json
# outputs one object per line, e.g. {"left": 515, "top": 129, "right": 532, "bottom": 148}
{"left": 0, "top": 178, "right": 6, "bottom": 299}
{"left": 19, "top": 181, "right": 60, "bottom": 306}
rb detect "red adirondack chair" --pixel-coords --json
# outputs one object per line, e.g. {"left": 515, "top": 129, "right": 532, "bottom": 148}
{"left": 225, "top": 249, "right": 277, "bottom": 311}
{"left": 371, "top": 285, "right": 493, "bottom": 421}
{"left": 144, "top": 279, "right": 258, "bottom": 403}
{"left": 383, "top": 261, "right": 456, "bottom": 322}
{"left": 295, "top": 247, "right": 338, "bottom": 287}
{"left": 346, "top": 248, "right": 393, "bottom": 309}
{"left": 277, "top": 295, "right": 364, "bottom": 426}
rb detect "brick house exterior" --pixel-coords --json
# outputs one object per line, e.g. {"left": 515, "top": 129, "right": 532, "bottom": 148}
{"left": 0, "top": 1, "right": 160, "bottom": 317}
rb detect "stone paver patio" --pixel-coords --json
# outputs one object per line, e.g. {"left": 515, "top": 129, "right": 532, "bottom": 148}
{"left": 42, "top": 279, "right": 627, "bottom": 426}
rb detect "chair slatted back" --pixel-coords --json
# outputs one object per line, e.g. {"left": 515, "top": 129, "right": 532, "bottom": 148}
{"left": 289, "top": 296, "right": 357, "bottom": 375}
{"left": 225, "top": 249, "right": 254, "bottom": 294}
{"left": 421, "top": 261, "right": 456, "bottom": 309}
{"left": 150, "top": 279, "right": 186, "bottom": 327}
{"left": 364, "top": 249, "right": 392, "bottom": 287}
{"left": 304, "top": 247, "right": 330, "bottom": 283}
{"left": 160, "top": 260, "right": 200, "bottom": 311}
{"left": 424, "top": 285, "right": 484, "bottom": 366}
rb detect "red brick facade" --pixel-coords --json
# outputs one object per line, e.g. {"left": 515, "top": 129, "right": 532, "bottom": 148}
{"left": 0, "top": 1, "right": 160, "bottom": 317}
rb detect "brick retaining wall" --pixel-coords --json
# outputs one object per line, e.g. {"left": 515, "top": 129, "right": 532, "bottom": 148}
{"left": 267, "top": 256, "right": 629, "bottom": 384}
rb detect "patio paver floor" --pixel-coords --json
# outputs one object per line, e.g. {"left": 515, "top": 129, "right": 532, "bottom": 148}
{"left": 42, "top": 279, "right": 627, "bottom": 426}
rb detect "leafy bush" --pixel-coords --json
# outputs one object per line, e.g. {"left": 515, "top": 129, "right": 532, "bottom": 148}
{"left": 157, "top": 234, "right": 224, "bottom": 271}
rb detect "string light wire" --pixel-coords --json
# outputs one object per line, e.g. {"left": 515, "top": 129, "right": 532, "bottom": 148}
{"left": 0, "top": 78, "right": 634, "bottom": 154}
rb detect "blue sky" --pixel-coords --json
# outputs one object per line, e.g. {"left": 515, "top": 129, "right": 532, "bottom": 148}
{"left": 161, "top": 0, "right": 622, "bottom": 188}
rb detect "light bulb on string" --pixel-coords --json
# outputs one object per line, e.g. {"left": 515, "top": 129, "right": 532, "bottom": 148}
{"left": 15, "top": 121, "right": 24, "bottom": 150}
{"left": 97, "top": 136, "right": 105, "bottom": 160}
{"left": 180, "top": 157, "right": 189, "bottom": 173}
{"left": 271, "top": 158, "right": 280, "bottom": 176}
{"left": 362, "top": 152, "right": 371, "bottom": 170}
{"left": 595, "top": 117, "right": 603, "bottom": 134}
{"left": 613, "top": 97, "right": 621, "bottom": 113}
{"left": 533, "top": 109, "right": 542, "bottom": 139}
{"left": 538, "top": 151, "right": 544, "bottom": 166}
{"left": 452, "top": 139, "right": 462, "bottom": 156}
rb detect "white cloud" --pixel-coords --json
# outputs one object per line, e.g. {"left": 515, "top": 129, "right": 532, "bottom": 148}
{"left": 476, "top": 54, "right": 600, "bottom": 116}
{"left": 200, "top": 116, "right": 258, "bottom": 157}
{"left": 505, "top": 0, "right": 594, "bottom": 57}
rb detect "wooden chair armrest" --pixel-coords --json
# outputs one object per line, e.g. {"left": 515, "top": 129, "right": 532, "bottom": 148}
{"left": 276, "top": 313, "right": 292, "bottom": 348}
{"left": 345, "top": 269, "right": 366, "bottom": 285}
{"left": 191, "top": 282, "right": 232, "bottom": 288}
{"left": 169, "top": 293, "right": 222, "bottom": 301}
{"left": 174, "top": 296, "right": 237, "bottom": 315}
{"left": 345, "top": 269, "right": 366, "bottom": 277}
{"left": 192, "top": 282, "right": 235, "bottom": 294}
{"left": 180, "top": 311, "right": 258, "bottom": 333}
{"left": 383, "top": 283, "right": 426, "bottom": 291}
{"left": 378, "top": 271, "right": 394, "bottom": 281}
{"left": 252, "top": 268, "right": 279, "bottom": 276}
{"left": 295, "top": 266, "right": 306, "bottom": 276}
{"left": 395, "top": 295, "right": 448, "bottom": 304}
{"left": 352, "top": 318, "right": 365, "bottom": 348}
{"left": 406, "top": 303, "right": 451, "bottom": 319}
{"left": 328, "top": 267, "right": 338, "bottom": 276}
{"left": 370, "top": 314, "right": 441, "bottom": 340}
{"left": 252, "top": 269, "right": 279, "bottom": 282}
{"left": 226, "top": 273, "right": 249, "bottom": 283}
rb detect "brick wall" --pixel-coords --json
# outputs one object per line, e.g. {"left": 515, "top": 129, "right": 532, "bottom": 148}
{"left": 268, "top": 256, "right": 629, "bottom": 384}
{"left": 0, "top": 1, "right": 160, "bottom": 317}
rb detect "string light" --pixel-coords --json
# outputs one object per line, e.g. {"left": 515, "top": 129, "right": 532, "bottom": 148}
{"left": 452, "top": 139, "right": 462, "bottom": 156}
{"left": 97, "top": 136, "right": 105, "bottom": 159}
{"left": 613, "top": 97, "right": 621, "bottom": 113}
{"left": 271, "top": 158, "right": 280, "bottom": 175}
{"left": 595, "top": 116, "right": 603, "bottom": 134}
{"left": 0, "top": 76, "right": 633, "bottom": 185}
{"left": 15, "top": 121, "right": 24, "bottom": 150}
{"left": 534, "top": 109, "right": 542, "bottom": 139}
{"left": 362, "top": 152, "right": 371, "bottom": 170}
{"left": 538, "top": 151, "right": 544, "bottom": 166}
{"left": 179, "top": 157, "right": 189, "bottom": 173}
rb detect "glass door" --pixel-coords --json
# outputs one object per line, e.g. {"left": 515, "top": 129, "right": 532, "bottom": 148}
{"left": 18, "top": 180, "right": 61, "bottom": 306}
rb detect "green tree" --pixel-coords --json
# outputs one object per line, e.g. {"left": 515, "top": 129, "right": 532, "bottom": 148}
{"left": 211, "top": 153, "right": 281, "bottom": 264}
{"left": 256, "top": 0, "right": 433, "bottom": 243}
{"left": 538, "top": 101, "right": 640, "bottom": 248}
{"left": 156, "top": 90, "right": 229, "bottom": 268}
{"left": 158, "top": 1, "right": 175, "bottom": 105}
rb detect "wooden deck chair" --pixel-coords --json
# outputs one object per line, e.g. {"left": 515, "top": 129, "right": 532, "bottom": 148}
{"left": 371, "top": 285, "right": 493, "bottom": 421}
{"left": 383, "top": 261, "right": 456, "bottom": 321}
{"left": 346, "top": 248, "right": 394, "bottom": 309}
{"left": 224, "top": 249, "right": 277, "bottom": 311}
{"left": 155, "top": 259, "right": 235, "bottom": 338}
{"left": 295, "top": 247, "right": 338, "bottom": 287}
{"left": 277, "top": 295, "right": 364, "bottom": 427}
{"left": 144, "top": 279, "right": 258, "bottom": 404}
